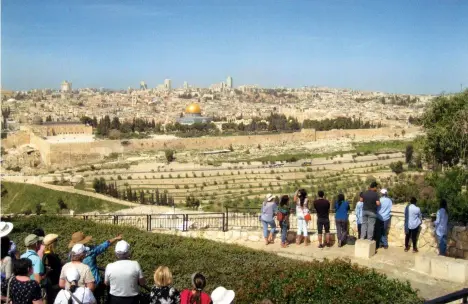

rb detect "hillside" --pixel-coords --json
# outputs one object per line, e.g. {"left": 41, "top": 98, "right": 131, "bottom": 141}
{"left": 6, "top": 216, "right": 422, "bottom": 303}
{"left": 0, "top": 182, "right": 128, "bottom": 214}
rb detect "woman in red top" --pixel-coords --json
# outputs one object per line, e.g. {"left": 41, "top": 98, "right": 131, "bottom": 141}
{"left": 180, "top": 273, "right": 212, "bottom": 304}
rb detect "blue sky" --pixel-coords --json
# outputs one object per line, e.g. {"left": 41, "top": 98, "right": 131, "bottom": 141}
{"left": 2, "top": 0, "right": 467, "bottom": 94}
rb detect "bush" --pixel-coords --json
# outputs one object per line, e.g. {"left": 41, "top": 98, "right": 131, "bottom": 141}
{"left": 7, "top": 217, "right": 421, "bottom": 303}
{"left": 165, "top": 150, "right": 175, "bottom": 163}
{"left": 390, "top": 161, "right": 404, "bottom": 175}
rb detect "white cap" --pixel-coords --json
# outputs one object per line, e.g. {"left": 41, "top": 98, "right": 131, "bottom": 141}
{"left": 211, "top": 286, "right": 235, "bottom": 304}
{"left": 380, "top": 189, "right": 388, "bottom": 195}
{"left": 115, "top": 240, "right": 130, "bottom": 254}
{"left": 65, "top": 267, "right": 81, "bottom": 282}
{"left": 71, "top": 243, "right": 86, "bottom": 255}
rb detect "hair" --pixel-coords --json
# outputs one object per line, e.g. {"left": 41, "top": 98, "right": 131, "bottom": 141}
{"left": 370, "top": 181, "right": 378, "bottom": 188}
{"left": 154, "top": 266, "right": 173, "bottom": 287}
{"left": 279, "top": 195, "right": 289, "bottom": 207}
{"left": 191, "top": 273, "right": 206, "bottom": 304}
{"left": 71, "top": 252, "right": 85, "bottom": 262}
{"left": 45, "top": 241, "right": 56, "bottom": 253}
{"left": 298, "top": 189, "right": 307, "bottom": 207}
{"left": 337, "top": 193, "right": 345, "bottom": 208}
{"left": 1, "top": 236, "right": 10, "bottom": 259}
{"left": 440, "top": 199, "right": 448, "bottom": 213}
{"left": 317, "top": 190, "right": 324, "bottom": 198}
{"left": 116, "top": 252, "right": 130, "bottom": 260}
{"left": 410, "top": 197, "right": 417, "bottom": 204}
{"left": 32, "top": 228, "right": 45, "bottom": 237}
{"left": 13, "top": 258, "right": 32, "bottom": 276}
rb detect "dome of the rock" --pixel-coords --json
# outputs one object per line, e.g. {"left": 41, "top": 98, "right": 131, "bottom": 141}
{"left": 185, "top": 103, "right": 201, "bottom": 114}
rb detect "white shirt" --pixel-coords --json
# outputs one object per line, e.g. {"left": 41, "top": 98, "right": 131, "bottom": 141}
{"left": 105, "top": 260, "right": 144, "bottom": 297}
{"left": 54, "top": 288, "right": 96, "bottom": 304}
{"left": 434, "top": 208, "right": 448, "bottom": 237}
{"left": 407, "top": 204, "right": 422, "bottom": 230}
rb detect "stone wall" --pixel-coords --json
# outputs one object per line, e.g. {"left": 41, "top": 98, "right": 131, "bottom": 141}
{"left": 1, "top": 131, "right": 30, "bottom": 149}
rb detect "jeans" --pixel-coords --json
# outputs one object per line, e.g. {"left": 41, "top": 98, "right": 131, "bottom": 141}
{"left": 376, "top": 219, "right": 390, "bottom": 248}
{"left": 360, "top": 211, "right": 377, "bottom": 240}
{"left": 437, "top": 234, "right": 447, "bottom": 256}
{"left": 336, "top": 219, "right": 348, "bottom": 244}
{"left": 280, "top": 221, "right": 288, "bottom": 244}
{"left": 297, "top": 218, "right": 308, "bottom": 236}
{"left": 357, "top": 223, "right": 362, "bottom": 239}
{"left": 405, "top": 226, "right": 420, "bottom": 249}
{"left": 262, "top": 220, "right": 276, "bottom": 238}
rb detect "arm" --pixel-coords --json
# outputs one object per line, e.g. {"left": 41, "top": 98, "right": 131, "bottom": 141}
{"left": 86, "top": 282, "right": 96, "bottom": 292}
{"left": 33, "top": 273, "right": 41, "bottom": 284}
{"left": 137, "top": 263, "right": 146, "bottom": 286}
{"left": 59, "top": 278, "right": 66, "bottom": 289}
{"left": 376, "top": 200, "right": 381, "bottom": 206}
{"left": 434, "top": 210, "right": 440, "bottom": 226}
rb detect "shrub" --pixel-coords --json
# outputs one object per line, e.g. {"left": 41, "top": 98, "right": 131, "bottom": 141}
{"left": 390, "top": 161, "right": 404, "bottom": 175}
{"left": 165, "top": 150, "right": 175, "bottom": 163}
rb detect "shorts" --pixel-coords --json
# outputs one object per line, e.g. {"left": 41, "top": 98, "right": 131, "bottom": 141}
{"left": 317, "top": 218, "right": 330, "bottom": 234}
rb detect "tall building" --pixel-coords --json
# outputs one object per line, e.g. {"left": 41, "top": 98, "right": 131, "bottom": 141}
{"left": 140, "top": 81, "right": 147, "bottom": 90}
{"left": 61, "top": 81, "right": 72, "bottom": 92}
{"left": 226, "top": 76, "right": 233, "bottom": 89}
{"left": 164, "top": 79, "right": 172, "bottom": 91}
{"left": 183, "top": 81, "right": 188, "bottom": 90}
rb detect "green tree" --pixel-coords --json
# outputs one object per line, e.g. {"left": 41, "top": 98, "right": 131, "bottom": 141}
{"left": 405, "top": 145, "right": 414, "bottom": 164}
{"left": 165, "top": 150, "right": 175, "bottom": 163}
{"left": 390, "top": 161, "right": 404, "bottom": 175}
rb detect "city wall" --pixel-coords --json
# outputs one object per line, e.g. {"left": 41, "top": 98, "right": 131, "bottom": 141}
{"left": 1, "top": 132, "right": 30, "bottom": 149}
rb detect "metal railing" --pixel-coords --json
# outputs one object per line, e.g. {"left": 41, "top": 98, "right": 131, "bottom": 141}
{"left": 425, "top": 288, "right": 468, "bottom": 304}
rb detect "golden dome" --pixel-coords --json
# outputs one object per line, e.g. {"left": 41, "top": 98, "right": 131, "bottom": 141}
{"left": 185, "top": 103, "right": 201, "bottom": 114}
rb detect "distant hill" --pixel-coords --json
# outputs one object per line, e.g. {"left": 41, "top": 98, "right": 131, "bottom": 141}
{"left": 1, "top": 181, "right": 127, "bottom": 214}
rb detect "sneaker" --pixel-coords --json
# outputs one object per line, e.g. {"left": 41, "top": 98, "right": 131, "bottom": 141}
{"left": 318, "top": 244, "right": 324, "bottom": 249}
{"left": 404, "top": 247, "right": 409, "bottom": 252}
{"left": 413, "top": 249, "right": 419, "bottom": 253}
{"left": 384, "top": 246, "right": 389, "bottom": 249}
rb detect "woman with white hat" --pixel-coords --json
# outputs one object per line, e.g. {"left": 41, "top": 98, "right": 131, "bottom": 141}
{"left": 260, "top": 194, "right": 278, "bottom": 245}
{"left": 54, "top": 267, "right": 96, "bottom": 304}
{"left": 211, "top": 286, "right": 235, "bottom": 304}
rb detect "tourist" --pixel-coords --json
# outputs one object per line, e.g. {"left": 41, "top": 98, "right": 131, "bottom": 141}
{"left": 211, "top": 286, "right": 235, "bottom": 304}
{"left": 54, "top": 267, "right": 96, "bottom": 304}
{"left": 60, "top": 244, "right": 95, "bottom": 291}
{"left": 260, "top": 194, "right": 277, "bottom": 245}
{"left": 180, "top": 273, "right": 212, "bottom": 304}
{"left": 104, "top": 240, "right": 145, "bottom": 304}
{"left": 277, "top": 195, "right": 291, "bottom": 248}
{"left": 0, "top": 222, "right": 14, "bottom": 280}
{"left": 376, "top": 189, "right": 392, "bottom": 249}
{"left": 313, "top": 190, "right": 331, "bottom": 248}
{"left": 68, "top": 231, "right": 122, "bottom": 286}
{"left": 434, "top": 199, "right": 449, "bottom": 256}
{"left": 360, "top": 182, "right": 381, "bottom": 241}
{"left": 42, "top": 234, "right": 63, "bottom": 304}
{"left": 0, "top": 258, "right": 43, "bottom": 304}
{"left": 355, "top": 193, "right": 364, "bottom": 239}
{"left": 295, "top": 189, "right": 310, "bottom": 246}
{"left": 335, "top": 193, "right": 350, "bottom": 247}
{"left": 404, "top": 197, "right": 422, "bottom": 253}
{"left": 149, "top": 266, "right": 180, "bottom": 304}
{"left": 20, "top": 234, "right": 45, "bottom": 284}
{"left": 32, "top": 228, "right": 46, "bottom": 259}
{"left": 8, "top": 239, "right": 17, "bottom": 260}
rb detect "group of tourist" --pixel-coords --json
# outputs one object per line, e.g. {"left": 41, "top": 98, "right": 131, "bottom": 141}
{"left": 0, "top": 225, "right": 237, "bottom": 304}
{"left": 260, "top": 181, "right": 449, "bottom": 255}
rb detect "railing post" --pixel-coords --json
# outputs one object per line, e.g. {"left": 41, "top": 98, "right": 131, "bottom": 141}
{"left": 225, "top": 207, "right": 229, "bottom": 231}
{"left": 183, "top": 214, "right": 188, "bottom": 232}
{"left": 113, "top": 215, "right": 118, "bottom": 225}
{"left": 147, "top": 215, "right": 151, "bottom": 231}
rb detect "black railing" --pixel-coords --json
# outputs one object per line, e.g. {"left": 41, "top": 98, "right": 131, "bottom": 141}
{"left": 425, "top": 288, "right": 468, "bottom": 304}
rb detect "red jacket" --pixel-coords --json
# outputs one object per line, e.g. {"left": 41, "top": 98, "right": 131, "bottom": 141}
{"left": 180, "top": 289, "right": 212, "bottom": 304}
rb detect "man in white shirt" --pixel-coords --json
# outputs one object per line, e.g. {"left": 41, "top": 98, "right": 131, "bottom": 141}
{"left": 105, "top": 241, "right": 145, "bottom": 304}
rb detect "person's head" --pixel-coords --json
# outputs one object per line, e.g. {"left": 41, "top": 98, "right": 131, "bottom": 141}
{"left": 265, "top": 193, "right": 275, "bottom": 204}
{"left": 410, "top": 197, "right": 417, "bottom": 205}
{"left": 13, "top": 258, "right": 33, "bottom": 277}
{"left": 279, "top": 195, "right": 289, "bottom": 207}
{"left": 317, "top": 190, "right": 324, "bottom": 198}
{"left": 115, "top": 240, "right": 131, "bottom": 260}
{"left": 369, "top": 181, "right": 378, "bottom": 191}
{"left": 43, "top": 234, "right": 59, "bottom": 253}
{"left": 1, "top": 236, "right": 10, "bottom": 259}
{"left": 154, "top": 266, "right": 173, "bottom": 288}
{"left": 65, "top": 267, "right": 81, "bottom": 293}
{"left": 440, "top": 199, "right": 448, "bottom": 211}
{"left": 211, "top": 286, "right": 235, "bottom": 304}
{"left": 191, "top": 273, "right": 207, "bottom": 304}
{"left": 70, "top": 244, "right": 87, "bottom": 262}
{"left": 380, "top": 189, "right": 388, "bottom": 197}
{"left": 24, "top": 234, "right": 43, "bottom": 251}
{"left": 32, "top": 228, "right": 45, "bottom": 238}
{"left": 337, "top": 193, "right": 345, "bottom": 202}
{"left": 297, "top": 189, "right": 307, "bottom": 206}
{"left": 359, "top": 192, "right": 364, "bottom": 202}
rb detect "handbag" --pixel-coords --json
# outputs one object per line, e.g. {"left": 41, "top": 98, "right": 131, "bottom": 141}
{"left": 303, "top": 208, "right": 311, "bottom": 222}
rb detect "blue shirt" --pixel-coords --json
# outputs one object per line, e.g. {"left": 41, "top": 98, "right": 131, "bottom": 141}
{"left": 355, "top": 202, "right": 363, "bottom": 224}
{"left": 82, "top": 241, "right": 111, "bottom": 285}
{"left": 434, "top": 208, "right": 448, "bottom": 237}
{"left": 20, "top": 250, "right": 44, "bottom": 281}
{"left": 260, "top": 201, "right": 278, "bottom": 222}
{"left": 377, "top": 196, "right": 393, "bottom": 221}
{"left": 335, "top": 201, "right": 350, "bottom": 220}
{"left": 407, "top": 204, "right": 422, "bottom": 230}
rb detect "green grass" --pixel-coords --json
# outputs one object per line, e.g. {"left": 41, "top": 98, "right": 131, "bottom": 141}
{"left": 1, "top": 182, "right": 128, "bottom": 214}
{"left": 7, "top": 216, "right": 422, "bottom": 303}
{"left": 352, "top": 139, "right": 421, "bottom": 155}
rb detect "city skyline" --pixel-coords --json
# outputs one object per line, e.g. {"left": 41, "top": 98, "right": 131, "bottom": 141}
{"left": 2, "top": 0, "right": 468, "bottom": 94}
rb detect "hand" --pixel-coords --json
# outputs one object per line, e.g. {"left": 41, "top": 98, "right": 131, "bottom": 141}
{"left": 114, "top": 234, "right": 123, "bottom": 241}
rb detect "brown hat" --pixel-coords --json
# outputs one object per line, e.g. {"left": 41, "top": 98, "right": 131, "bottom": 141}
{"left": 68, "top": 231, "right": 93, "bottom": 248}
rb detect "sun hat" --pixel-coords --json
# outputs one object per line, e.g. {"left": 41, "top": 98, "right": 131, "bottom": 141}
{"left": 24, "top": 234, "right": 44, "bottom": 246}
{"left": 211, "top": 286, "right": 235, "bottom": 304}
{"left": 43, "top": 234, "right": 59, "bottom": 246}
{"left": 71, "top": 244, "right": 87, "bottom": 255}
{"left": 68, "top": 231, "right": 93, "bottom": 248}
{"left": 65, "top": 267, "right": 81, "bottom": 282}
{"left": 380, "top": 188, "right": 388, "bottom": 195}
{"left": 115, "top": 240, "right": 130, "bottom": 254}
{"left": 265, "top": 193, "right": 274, "bottom": 202}
{"left": 0, "top": 222, "right": 13, "bottom": 237}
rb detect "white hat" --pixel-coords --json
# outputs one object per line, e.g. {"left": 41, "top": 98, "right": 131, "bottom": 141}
{"left": 115, "top": 240, "right": 130, "bottom": 254}
{"left": 65, "top": 267, "right": 81, "bottom": 282}
{"left": 71, "top": 243, "right": 87, "bottom": 255}
{"left": 380, "top": 189, "right": 388, "bottom": 195}
{"left": 211, "top": 286, "right": 235, "bottom": 304}
{"left": 0, "top": 222, "right": 13, "bottom": 238}
{"left": 265, "top": 194, "right": 274, "bottom": 202}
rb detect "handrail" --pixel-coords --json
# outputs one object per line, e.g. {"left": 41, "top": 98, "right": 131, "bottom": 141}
{"left": 425, "top": 288, "right": 468, "bottom": 304}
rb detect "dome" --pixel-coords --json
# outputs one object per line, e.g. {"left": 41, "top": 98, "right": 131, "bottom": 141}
{"left": 185, "top": 103, "right": 201, "bottom": 114}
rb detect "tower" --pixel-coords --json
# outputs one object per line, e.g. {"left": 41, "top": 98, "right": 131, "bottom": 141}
{"left": 226, "top": 76, "right": 233, "bottom": 89}
{"left": 183, "top": 81, "right": 188, "bottom": 90}
{"left": 140, "top": 81, "right": 147, "bottom": 90}
{"left": 61, "top": 81, "right": 72, "bottom": 92}
{"left": 164, "top": 79, "right": 172, "bottom": 91}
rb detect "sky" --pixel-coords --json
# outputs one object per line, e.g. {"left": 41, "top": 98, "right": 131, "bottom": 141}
{"left": 1, "top": 0, "right": 468, "bottom": 94}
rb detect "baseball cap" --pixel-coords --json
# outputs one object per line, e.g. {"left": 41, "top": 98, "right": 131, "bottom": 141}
{"left": 65, "top": 267, "right": 81, "bottom": 282}
{"left": 71, "top": 243, "right": 87, "bottom": 255}
{"left": 380, "top": 189, "right": 388, "bottom": 195}
{"left": 115, "top": 240, "right": 130, "bottom": 254}
{"left": 24, "top": 234, "right": 44, "bottom": 246}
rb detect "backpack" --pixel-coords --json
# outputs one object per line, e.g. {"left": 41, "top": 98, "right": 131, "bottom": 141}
{"left": 277, "top": 211, "right": 284, "bottom": 222}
